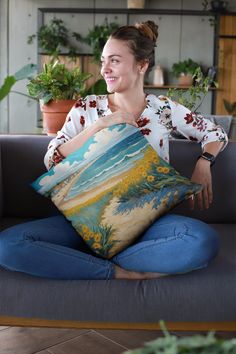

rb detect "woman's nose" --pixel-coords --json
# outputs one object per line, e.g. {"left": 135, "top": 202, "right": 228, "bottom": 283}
{"left": 101, "top": 61, "right": 111, "bottom": 75}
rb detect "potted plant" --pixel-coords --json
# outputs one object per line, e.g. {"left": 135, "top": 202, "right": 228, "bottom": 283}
{"left": 127, "top": 0, "right": 145, "bottom": 8}
{"left": 27, "top": 60, "right": 92, "bottom": 135}
{"left": 84, "top": 19, "right": 119, "bottom": 63}
{"left": 168, "top": 67, "right": 217, "bottom": 112}
{"left": 28, "top": 18, "right": 82, "bottom": 61}
{"left": 172, "top": 58, "right": 200, "bottom": 86}
{"left": 202, "top": 0, "right": 228, "bottom": 12}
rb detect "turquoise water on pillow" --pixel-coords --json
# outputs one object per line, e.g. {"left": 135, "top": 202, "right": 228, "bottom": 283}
{"left": 68, "top": 130, "right": 149, "bottom": 198}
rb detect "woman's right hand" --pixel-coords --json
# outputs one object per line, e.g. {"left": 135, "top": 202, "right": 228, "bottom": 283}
{"left": 96, "top": 110, "right": 139, "bottom": 129}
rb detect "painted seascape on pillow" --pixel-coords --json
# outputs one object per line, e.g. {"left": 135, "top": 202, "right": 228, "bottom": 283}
{"left": 32, "top": 124, "right": 202, "bottom": 258}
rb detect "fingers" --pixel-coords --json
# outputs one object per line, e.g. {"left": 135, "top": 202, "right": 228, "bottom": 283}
{"left": 208, "top": 184, "right": 213, "bottom": 205}
{"left": 189, "top": 187, "right": 213, "bottom": 211}
{"left": 189, "top": 194, "right": 195, "bottom": 210}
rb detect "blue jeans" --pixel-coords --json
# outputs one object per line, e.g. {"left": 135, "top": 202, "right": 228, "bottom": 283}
{"left": 0, "top": 214, "right": 219, "bottom": 280}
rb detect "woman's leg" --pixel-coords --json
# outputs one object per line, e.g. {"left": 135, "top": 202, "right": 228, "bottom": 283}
{"left": 0, "top": 216, "right": 115, "bottom": 280}
{"left": 112, "top": 214, "right": 219, "bottom": 274}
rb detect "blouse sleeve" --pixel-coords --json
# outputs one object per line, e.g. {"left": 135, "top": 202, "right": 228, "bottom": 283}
{"left": 44, "top": 97, "right": 87, "bottom": 170}
{"left": 168, "top": 98, "right": 228, "bottom": 150}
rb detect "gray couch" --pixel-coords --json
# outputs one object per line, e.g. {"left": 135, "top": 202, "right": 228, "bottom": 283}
{"left": 0, "top": 134, "right": 235, "bottom": 331}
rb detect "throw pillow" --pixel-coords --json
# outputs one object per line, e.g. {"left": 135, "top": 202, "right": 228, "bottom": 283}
{"left": 32, "top": 124, "right": 202, "bottom": 259}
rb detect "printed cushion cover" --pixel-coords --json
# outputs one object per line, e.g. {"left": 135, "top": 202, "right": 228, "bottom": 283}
{"left": 32, "top": 124, "right": 202, "bottom": 259}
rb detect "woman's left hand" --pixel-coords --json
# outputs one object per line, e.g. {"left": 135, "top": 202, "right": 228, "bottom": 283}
{"left": 189, "top": 158, "right": 213, "bottom": 210}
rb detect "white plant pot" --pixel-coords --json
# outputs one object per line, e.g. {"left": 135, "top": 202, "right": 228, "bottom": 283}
{"left": 127, "top": 0, "right": 145, "bottom": 8}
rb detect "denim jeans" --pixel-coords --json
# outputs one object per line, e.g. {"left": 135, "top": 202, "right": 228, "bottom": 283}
{"left": 0, "top": 214, "right": 219, "bottom": 280}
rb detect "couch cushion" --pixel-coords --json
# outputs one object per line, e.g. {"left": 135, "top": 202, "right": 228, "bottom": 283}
{"left": 0, "top": 223, "right": 235, "bottom": 323}
{"left": 0, "top": 135, "right": 58, "bottom": 218}
{"left": 0, "top": 135, "right": 236, "bottom": 223}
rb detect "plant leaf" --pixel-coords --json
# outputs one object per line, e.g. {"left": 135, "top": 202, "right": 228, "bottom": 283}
{"left": 0, "top": 76, "right": 16, "bottom": 101}
{"left": 14, "top": 63, "right": 37, "bottom": 81}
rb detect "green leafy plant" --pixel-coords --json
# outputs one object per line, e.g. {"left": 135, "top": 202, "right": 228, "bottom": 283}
{"left": 172, "top": 58, "right": 200, "bottom": 78}
{"left": 27, "top": 60, "right": 92, "bottom": 104}
{"left": 223, "top": 99, "right": 236, "bottom": 116}
{"left": 167, "top": 67, "right": 217, "bottom": 112}
{"left": 85, "top": 78, "right": 107, "bottom": 95}
{"left": 0, "top": 64, "right": 37, "bottom": 102}
{"left": 84, "top": 19, "right": 119, "bottom": 63}
{"left": 28, "top": 18, "right": 82, "bottom": 60}
{"left": 123, "top": 321, "right": 236, "bottom": 354}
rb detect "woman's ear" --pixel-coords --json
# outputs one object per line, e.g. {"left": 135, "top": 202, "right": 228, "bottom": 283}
{"left": 138, "top": 60, "right": 149, "bottom": 74}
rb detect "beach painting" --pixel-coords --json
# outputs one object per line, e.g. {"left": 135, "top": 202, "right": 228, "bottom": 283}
{"left": 32, "top": 124, "right": 202, "bottom": 258}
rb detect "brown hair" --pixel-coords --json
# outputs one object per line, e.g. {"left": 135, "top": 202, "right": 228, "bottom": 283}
{"left": 110, "top": 20, "right": 158, "bottom": 74}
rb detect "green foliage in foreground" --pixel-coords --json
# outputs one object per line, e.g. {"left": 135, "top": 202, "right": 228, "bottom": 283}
{"left": 123, "top": 321, "right": 236, "bottom": 354}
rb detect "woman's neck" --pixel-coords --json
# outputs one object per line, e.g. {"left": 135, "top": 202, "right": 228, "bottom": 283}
{"left": 109, "top": 91, "right": 147, "bottom": 119}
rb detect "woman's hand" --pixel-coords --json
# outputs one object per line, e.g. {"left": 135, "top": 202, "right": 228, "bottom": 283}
{"left": 189, "top": 158, "right": 213, "bottom": 210}
{"left": 96, "top": 110, "right": 139, "bottom": 129}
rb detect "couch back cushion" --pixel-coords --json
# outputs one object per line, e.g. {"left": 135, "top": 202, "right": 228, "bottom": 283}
{"left": 0, "top": 135, "right": 58, "bottom": 218}
{"left": 0, "top": 134, "right": 235, "bottom": 223}
{"left": 170, "top": 139, "right": 236, "bottom": 223}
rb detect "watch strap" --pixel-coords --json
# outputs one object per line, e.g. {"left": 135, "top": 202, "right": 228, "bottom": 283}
{"left": 197, "top": 152, "right": 215, "bottom": 166}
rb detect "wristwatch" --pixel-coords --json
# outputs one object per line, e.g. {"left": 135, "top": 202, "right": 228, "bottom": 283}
{"left": 198, "top": 152, "right": 215, "bottom": 166}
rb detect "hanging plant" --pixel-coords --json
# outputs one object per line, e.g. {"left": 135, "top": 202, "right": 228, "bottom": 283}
{"left": 28, "top": 18, "right": 82, "bottom": 60}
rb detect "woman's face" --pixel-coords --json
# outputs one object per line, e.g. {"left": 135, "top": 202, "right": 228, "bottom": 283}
{"left": 101, "top": 38, "right": 143, "bottom": 94}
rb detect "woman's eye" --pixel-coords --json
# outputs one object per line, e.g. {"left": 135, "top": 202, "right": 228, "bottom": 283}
{"left": 111, "top": 59, "right": 119, "bottom": 63}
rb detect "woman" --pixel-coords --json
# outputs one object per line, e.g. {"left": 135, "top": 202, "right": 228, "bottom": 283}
{"left": 0, "top": 21, "right": 228, "bottom": 280}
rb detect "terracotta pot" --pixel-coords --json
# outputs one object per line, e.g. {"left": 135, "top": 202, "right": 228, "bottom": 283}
{"left": 178, "top": 74, "right": 193, "bottom": 86}
{"left": 41, "top": 100, "right": 76, "bottom": 136}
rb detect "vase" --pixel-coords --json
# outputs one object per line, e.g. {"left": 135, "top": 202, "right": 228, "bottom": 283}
{"left": 40, "top": 100, "right": 76, "bottom": 136}
{"left": 127, "top": 0, "right": 145, "bottom": 9}
{"left": 153, "top": 65, "right": 164, "bottom": 86}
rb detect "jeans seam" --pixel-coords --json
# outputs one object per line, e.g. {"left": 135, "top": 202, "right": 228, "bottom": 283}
{"left": 106, "top": 264, "right": 115, "bottom": 279}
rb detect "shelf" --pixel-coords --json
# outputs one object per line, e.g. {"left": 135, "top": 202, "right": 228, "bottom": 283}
{"left": 38, "top": 8, "right": 215, "bottom": 16}
{"left": 144, "top": 85, "right": 218, "bottom": 90}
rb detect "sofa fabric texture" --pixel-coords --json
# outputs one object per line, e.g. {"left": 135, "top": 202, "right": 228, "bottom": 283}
{"left": 0, "top": 134, "right": 235, "bottom": 324}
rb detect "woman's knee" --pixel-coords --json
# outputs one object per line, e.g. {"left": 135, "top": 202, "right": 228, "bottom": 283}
{"left": 0, "top": 222, "right": 36, "bottom": 267}
{"left": 182, "top": 217, "right": 220, "bottom": 269}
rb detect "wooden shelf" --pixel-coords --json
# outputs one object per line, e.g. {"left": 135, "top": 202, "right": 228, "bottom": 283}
{"left": 144, "top": 85, "right": 218, "bottom": 90}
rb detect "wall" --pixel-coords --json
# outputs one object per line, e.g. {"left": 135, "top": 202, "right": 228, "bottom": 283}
{"left": 1, "top": 0, "right": 236, "bottom": 134}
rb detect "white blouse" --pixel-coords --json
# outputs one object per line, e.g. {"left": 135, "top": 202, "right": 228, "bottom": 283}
{"left": 44, "top": 94, "right": 228, "bottom": 170}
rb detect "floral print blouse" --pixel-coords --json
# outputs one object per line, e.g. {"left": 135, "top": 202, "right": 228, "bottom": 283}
{"left": 44, "top": 94, "right": 228, "bottom": 170}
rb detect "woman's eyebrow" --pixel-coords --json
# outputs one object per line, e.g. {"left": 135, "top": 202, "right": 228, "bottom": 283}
{"left": 101, "top": 54, "right": 122, "bottom": 59}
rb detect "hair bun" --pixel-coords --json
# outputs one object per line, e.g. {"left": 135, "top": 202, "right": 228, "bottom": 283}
{"left": 135, "top": 20, "right": 159, "bottom": 43}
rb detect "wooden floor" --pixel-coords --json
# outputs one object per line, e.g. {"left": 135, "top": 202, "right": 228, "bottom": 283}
{"left": 0, "top": 326, "right": 235, "bottom": 354}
